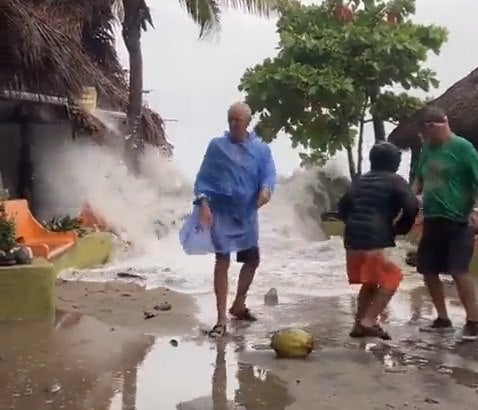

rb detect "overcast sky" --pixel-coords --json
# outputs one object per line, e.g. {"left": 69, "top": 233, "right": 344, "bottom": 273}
{"left": 116, "top": 0, "right": 478, "bottom": 179}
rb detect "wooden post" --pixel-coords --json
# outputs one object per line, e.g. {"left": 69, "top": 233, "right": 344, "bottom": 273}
{"left": 17, "top": 121, "right": 34, "bottom": 206}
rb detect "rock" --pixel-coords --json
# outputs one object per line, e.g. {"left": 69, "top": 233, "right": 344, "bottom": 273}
{"left": 44, "top": 383, "right": 61, "bottom": 394}
{"left": 264, "top": 288, "right": 279, "bottom": 306}
{"left": 13, "top": 246, "right": 33, "bottom": 265}
{"left": 170, "top": 339, "right": 179, "bottom": 347}
{"left": 143, "top": 311, "right": 157, "bottom": 320}
{"left": 117, "top": 272, "right": 145, "bottom": 280}
{"left": 0, "top": 250, "right": 16, "bottom": 266}
{"left": 154, "top": 301, "right": 172, "bottom": 311}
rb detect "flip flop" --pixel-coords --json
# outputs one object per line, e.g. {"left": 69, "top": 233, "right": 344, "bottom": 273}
{"left": 208, "top": 324, "right": 227, "bottom": 338}
{"left": 229, "top": 308, "right": 257, "bottom": 322}
{"left": 350, "top": 324, "right": 391, "bottom": 340}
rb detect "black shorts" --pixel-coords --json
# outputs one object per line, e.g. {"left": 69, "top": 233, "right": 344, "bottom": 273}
{"left": 417, "top": 217, "right": 475, "bottom": 276}
{"left": 216, "top": 247, "right": 260, "bottom": 264}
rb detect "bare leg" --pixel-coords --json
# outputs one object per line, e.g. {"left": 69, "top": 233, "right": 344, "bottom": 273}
{"left": 361, "top": 288, "right": 395, "bottom": 328}
{"left": 453, "top": 273, "right": 478, "bottom": 321}
{"left": 423, "top": 274, "right": 449, "bottom": 319}
{"left": 230, "top": 260, "right": 259, "bottom": 313}
{"left": 214, "top": 256, "right": 230, "bottom": 327}
{"left": 355, "top": 284, "right": 378, "bottom": 325}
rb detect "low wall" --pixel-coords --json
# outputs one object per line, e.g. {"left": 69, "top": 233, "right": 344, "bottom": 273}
{"left": 321, "top": 220, "right": 345, "bottom": 238}
{"left": 53, "top": 232, "right": 113, "bottom": 274}
{"left": 0, "top": 258, "right": 55, "bottom": 321}
{"left": 0, "top": 232, "right": 113, "bottom": 321}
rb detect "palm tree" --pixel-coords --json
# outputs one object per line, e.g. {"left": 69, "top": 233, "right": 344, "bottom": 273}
{"left": 115, "top": 0, "right": 283, "bottom": 173}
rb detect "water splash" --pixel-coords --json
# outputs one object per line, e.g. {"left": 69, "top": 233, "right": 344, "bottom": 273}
{"left": 31, "top": 139, "right": 411, "bottom": 297}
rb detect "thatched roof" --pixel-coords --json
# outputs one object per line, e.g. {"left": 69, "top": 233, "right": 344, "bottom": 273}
{"left": 0, "top": 0, "right": 172, "bottom": 152}
{"left": 0, "top": 90, "right": 108, "bottom": 138}
{"left": 388, "top": 67, "right": 478, "bottom": 151}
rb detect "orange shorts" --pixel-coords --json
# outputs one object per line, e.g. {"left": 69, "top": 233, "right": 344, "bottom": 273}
{"left": 346, "top": 249, "right": 402, "bottom": 291}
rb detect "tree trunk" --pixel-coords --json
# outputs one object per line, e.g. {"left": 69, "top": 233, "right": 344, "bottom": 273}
{"left": 345, "top": 137, "right": 357, "bottom": 181}
{"left": 370, "top": 87, "right": 386, "bottom": 142}
{"left": 356, "top": 98, "right": 368, "bottom": 176}
{"left": 17, "top": 121, "right": 34, "bottom": 207}
{"left": 122, "top": 0, "right": 144, "bottom": 175}
{"left": 357, "top": 117, "right": 365, "bottom": 176}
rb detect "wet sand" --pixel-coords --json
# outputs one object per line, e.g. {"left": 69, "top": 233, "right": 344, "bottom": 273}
{"left": 2, "top": 281, "right": 478, "bottom": 409}
{"left": 55, "top": 280, "right": 198, "bottom": 336}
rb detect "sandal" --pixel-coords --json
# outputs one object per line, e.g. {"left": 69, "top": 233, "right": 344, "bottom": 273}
{"left": 208, "top": 324, "right": 227, "bottom": 338}
{"left": 229, "top": 308, "right": 257, "bottom": 322}
{"left": 350, "top": 324, "right": 391, "bottom": 340}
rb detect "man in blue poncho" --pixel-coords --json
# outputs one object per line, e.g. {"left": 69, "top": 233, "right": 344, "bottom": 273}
{"left": 194, "top": 102, "right": 276, "bottom": 337}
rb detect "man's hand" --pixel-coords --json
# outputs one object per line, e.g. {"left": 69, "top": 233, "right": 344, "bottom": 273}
{"left": 416, "top": 194, "right": 423, "bottom": 208}
{"left": 199, "top": 202, "right": 213, "bottom": 226}
{"left": 469, "top": 209, "right": 478, "bottom": 235}
{"left": 257, "top": 187, "right": 271, "bottom": 209}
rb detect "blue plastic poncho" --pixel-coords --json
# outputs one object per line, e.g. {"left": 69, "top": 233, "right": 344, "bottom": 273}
{"left": 179, "top": 206, "right": 215, "bottom": 255}
{"left": 179, "top": 130, "right": 276, "bottom": 255}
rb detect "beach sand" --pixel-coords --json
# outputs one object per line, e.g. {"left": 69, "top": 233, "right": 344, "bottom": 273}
{"left": 55, "top": 279, "right": 198, "bottom": 336}
{"left": 2, "top": 281, "right": 478, "bottom": 409}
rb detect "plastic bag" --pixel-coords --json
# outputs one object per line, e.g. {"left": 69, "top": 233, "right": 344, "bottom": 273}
{"left": 179, "top": 206, "right": 215, "bottom": 255}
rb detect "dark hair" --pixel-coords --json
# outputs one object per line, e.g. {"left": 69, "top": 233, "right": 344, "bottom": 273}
{"left": 369, "top": 142, "right": 401, "bottom": 172}
{"left": 419, "top": 105, "right": 447, "bottom": 126}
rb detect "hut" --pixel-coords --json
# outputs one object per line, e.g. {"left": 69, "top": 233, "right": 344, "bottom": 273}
{"left": 388, "top": 67, "right": 478, "bottom": 181}
{"left": 0, "top": 0, "right": 172, "bottom": 212}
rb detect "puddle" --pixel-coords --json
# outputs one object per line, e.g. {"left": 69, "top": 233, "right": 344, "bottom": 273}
{"left": 0, "top": 310, "right": 294, "bottom": 410}
{"left": 359, "top": 336, "right": 478, "bottom": 391}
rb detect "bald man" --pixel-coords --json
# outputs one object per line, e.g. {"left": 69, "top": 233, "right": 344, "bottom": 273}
{"left": 193, "top": 102, "right": 277, "bottom": 337}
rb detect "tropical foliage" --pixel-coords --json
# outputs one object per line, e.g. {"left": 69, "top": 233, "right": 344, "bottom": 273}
{"left": 239, "top": 0, "right": 447, "bottom": 178}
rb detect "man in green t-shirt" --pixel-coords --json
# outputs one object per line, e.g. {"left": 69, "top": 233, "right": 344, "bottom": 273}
{"left": 415, "top": 105, "right": 478, "bottom": 341}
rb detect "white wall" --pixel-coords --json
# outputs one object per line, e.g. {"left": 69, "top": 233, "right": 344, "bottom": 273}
{"left": 0, "top": 121, "right": 79, "bottom": 219}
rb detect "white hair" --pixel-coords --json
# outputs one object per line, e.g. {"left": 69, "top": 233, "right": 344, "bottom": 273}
{"left": 228, "top": 101, "right": 252, "bottom": 120}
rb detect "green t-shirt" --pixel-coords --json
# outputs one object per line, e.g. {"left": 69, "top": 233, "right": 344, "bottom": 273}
{"left": 415, "top": 134, "right": 478, "bottom": 221}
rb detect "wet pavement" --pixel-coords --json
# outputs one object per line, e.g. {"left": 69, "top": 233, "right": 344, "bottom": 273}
{"left": 2, "top": 283, "right": 478, "bottom": 410}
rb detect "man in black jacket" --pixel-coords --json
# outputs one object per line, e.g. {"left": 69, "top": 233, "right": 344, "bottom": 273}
{"left": 338, "top": 142, "right": 419, "bottom": 340}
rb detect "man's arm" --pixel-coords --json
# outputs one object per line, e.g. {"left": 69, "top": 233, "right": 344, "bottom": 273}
{"left": 413, "top": 151, "right": 425, "bottom": 195}
{"left": 257, "top": 145, "right": 276, "bottom": 208}
{"left": 393, "top": 175, "right": 420, "bottom": 235}
{"left": 464, "top": 142, "right": 478, "bottom": 196}
{"left": 414, "top": 178, "right": 423, "bottom": 195}
{"left": 193, "top": 139, "right": 217, "bottom": 203}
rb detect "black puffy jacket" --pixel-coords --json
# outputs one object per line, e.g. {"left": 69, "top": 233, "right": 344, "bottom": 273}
{"left": 338, "top": 172, "right": 419, "bottom": 250}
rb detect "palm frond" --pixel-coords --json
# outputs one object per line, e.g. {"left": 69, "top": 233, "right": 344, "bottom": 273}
{"left": 111, "top": 0, "right": 125, "bottom": 23}
{"left": 180, "top": 0, "right": 284, "bottom": 39}
{"left": 219, "top": 0, "right": 282, "bottom": 17}
{"left": 179, "top": 0, "right": 222, "bottom": 39}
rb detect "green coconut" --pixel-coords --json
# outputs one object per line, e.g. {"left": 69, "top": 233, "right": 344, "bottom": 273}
{"left": 271, "top": 328, "right": 314, "bottom": 359}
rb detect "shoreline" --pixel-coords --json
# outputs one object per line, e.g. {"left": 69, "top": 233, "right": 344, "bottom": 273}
{"left": 55, "top": 279, "right": 199, "bottom": 336}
